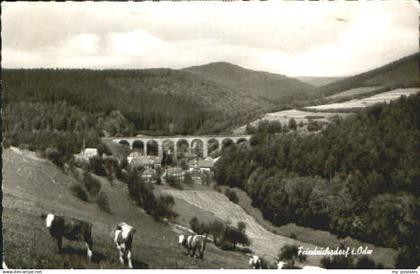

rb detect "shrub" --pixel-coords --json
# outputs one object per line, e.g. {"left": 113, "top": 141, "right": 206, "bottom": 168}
{"left": 307, "top": 119, "right": 322, "bottom": 131}
{"left": 191, "top": 217, "right": 251, "bottom": 250}
{"left": 104, "top": 157, "right": 119, "bottom": 183}
{"left": 155, "top": 167, "right": 162, "bottom": 185}
{"left": 97, "top": 191, "right": 112, "bottom": 214}
{"left": 152, "top": 194, "right": 178, "bottom": 221}
{"left": 126, "top": 169, "right": 177, "bottom": 221}
{"left": 237, "top": 221, "right": 246, "bottom": 232}
{"left": 288, "top": 118, "right": 297, "bottom": 131}
{"left": 82, "top": 171, "right": 101, "bottom": 197}
{"left": 224, "top": 225, "right": 251, "bottom": 249}
{"left": 355, "top": 256, "right": 381, "bottom": 269}
{"left": 70, "top": 184, "right": 89, "bottom": 202}
{"left": 184, "top": 172, "right": 193, "bottom": 185}
{"left": 320, "top": 252, "right": 354, "bottom": 269}
{"left": 167, "top": 175, "right": 183, "bottom": 189}
{"left": 45, "top": 147, "right": 66, "bottom": 167}
{"left": 97, "top": 143, "right": 112, "bottom": 156}
{"left": 224, "top": 188, "right": 239, "bottom": 204}
{"left": 190, "top": 216, "right": 208, "bottom": 235}
{"left": 89, "top": 156, "right": 106, "bottom": 176}
{"left": 278, "top": 244, "right": 307, "bottom": 268}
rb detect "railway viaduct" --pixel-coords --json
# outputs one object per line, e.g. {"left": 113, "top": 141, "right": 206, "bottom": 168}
{"left": 112, "top": 135, "right": 251, "bottom": 159}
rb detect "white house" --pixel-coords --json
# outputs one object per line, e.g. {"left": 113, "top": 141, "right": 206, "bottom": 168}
{"left": 82, "top": 148, "right": 98, "bottom": 158}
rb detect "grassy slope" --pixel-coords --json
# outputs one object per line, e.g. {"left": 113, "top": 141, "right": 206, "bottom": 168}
{"left": 159, "top": 185, "right": 322, "bottom": 267}
{"left": 184, "top": 62, "right": 316, "bottom": 103}
{"left": 217, "top": 186, "right": 396, "bottom": 268}
{"left": 320, "top": 52, "right": 420, "bottom": 96}
{"left": 2, "top": 148, "right": 248, "bottom": 269}
{"left": 159, "top": 183, "right": 396, "bottom": 268}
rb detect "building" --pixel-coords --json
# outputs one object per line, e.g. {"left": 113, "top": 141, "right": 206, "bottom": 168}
{"left": 166, "top": 167, "right": 184, "bottom": 181}
{"left": 141, "top": 168, "right": 157, "bottom": 183}
{"left": 149, "top": 156, "right": 162, "bottom": 169}
{"left": 74, "top": 148, "right": 99, "bottom": 163}
{"left": 197, "top": 158, "right": 214, "bottom": 173}
{"left": 190, "top": 170, "right": 203, "bottom": 184}
{"left": 82, "top": 148, "right": 98, "bottom": 158}
{"left": 127, "top": 151, "right": 143, "bottom": 164}
{"left": 128, "top": 153, "right": 162, "bottom": 170}
{"left": 130, "top": 156, "right": 152, "bottom": 169}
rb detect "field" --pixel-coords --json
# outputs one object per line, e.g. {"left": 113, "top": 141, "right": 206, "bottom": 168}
{"left": 306, "top": 88, "right": 420, "bottom": 111}
{"left": 2, "top": 148, "right": 249, "bottom": 269}
{"left": 326, "top": 86, "right": 382, "bottom": 100}
{"left": 160, "top": 186, "right": 323, "bottom": 266}
{"left": 234, "top": 109, "right": 351, "bottom": 134}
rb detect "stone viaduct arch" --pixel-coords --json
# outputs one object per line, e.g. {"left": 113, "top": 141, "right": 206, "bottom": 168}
{"left": 112, "top": 135, "right": 251, "bottom": 160}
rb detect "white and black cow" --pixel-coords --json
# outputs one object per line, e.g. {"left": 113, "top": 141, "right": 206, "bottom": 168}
{"left": 41, "top": 213, "right": 93, "bottom": 261}
{"left": 178, "top": 234, "right": 207, "bottom": 259}
{"left": 113, "top": 222, "right": 136, "bottom": 269}
{"left": 276, "top": 260, "right": 325, "bottom": 270}
{"left": 249, "top": 255, "right": 263, "bottom": 269}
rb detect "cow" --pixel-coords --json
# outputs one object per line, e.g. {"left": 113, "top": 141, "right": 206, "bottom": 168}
{"left": 276, "top": 260, "right": 286, "bottom": 269}
{"left": 178, "top": 234, "right": 207, "bottom": 259}
{"left": 302, "top": 265, "right": 326, "bottom": 270}
{"left": 41, "top": 213, "right": 93, "bottom": 261}
{"left": 113, "top": 222, "right": 136, "bottom": 269}
{"left": 249, "top": 255, "right": 263, "bottom": 269}
{"left": 276, "top": 260, "right": 325, "bottom": 270}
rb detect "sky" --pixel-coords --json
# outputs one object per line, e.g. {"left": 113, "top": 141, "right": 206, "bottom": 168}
{"left": 2, "top": 1, "right": 419, "bottom": 77}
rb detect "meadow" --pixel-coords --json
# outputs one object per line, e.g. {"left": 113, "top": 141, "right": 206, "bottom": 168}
{"left": 2, "top": 148, "right": 249, "bottom": 269}
{"left": 306, "top": 88, "right": 420, "bottom": 111}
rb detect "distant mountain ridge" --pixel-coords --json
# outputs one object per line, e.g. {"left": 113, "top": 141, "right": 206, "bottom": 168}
{"left": 296, "top": 76, "right": 345, "bottom": 87}
{"left": 183, "top": 62, "right": 316, "bottom": 103}
{"left": 4, "top": 53, "right": 418, "bottom": 137}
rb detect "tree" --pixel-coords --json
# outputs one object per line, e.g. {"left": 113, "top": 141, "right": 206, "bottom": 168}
{"left": 225, "top": 188, "right": 239, "bottom": 203}
{"left": 224, "top": 226, "right": 250, "bottom": 249}
{"left": 355, "top": 256, "right": 379, "bottom": 269}
{"left": 237, "top": 221, "right": 246, "bottom": 233}
{"left": 184, "top": 172, "right": 193, "bottom": 185}
{"left": 278, "top": 244, "right": 306, "bottom": 268}
{"left": 180, "top": 159, "right": 189, "bottom": 170}
{"left": 320, "top": 255, "right": 354, "bottom": 269}
{"left": 288, "top": 118, "right": 297, "bottom": 131}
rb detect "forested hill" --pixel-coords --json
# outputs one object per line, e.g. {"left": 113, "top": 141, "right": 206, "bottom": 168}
{"left": 184, "top": 62, "right": 316, "bottom": 103}
{"left": 215, "top": 93, "right": 420, "bottom": 268}
{"left": 320, "top": 52, "right": 420, "bottom": 96}
{"left": 3, "top": 68, "right": 276, "bottom": 136}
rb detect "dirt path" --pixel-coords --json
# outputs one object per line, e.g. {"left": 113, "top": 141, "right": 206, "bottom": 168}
{"left": 161, "top": 188, "right": 321, "bottom": 266}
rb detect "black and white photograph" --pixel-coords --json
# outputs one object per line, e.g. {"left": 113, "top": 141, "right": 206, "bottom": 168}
{"left": 1, "top": 0, "right": 419, "bottom": 271}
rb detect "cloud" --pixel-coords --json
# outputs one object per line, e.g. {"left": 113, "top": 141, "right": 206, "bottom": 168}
{"left": 2, "top": 0, "right": 419, "bottom": 76}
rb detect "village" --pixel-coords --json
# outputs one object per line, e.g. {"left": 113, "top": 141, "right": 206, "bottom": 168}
{"left": 74, "top": 141, "right": 218, "bottom": 186}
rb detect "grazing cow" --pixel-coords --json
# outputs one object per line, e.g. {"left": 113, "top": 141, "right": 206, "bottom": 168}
{"left": 113, "top": 222, "right": 136, "bottom": 269}
{"left": 249, "top": 255, "right": 263, "bottom": 269}
{"left": 302, "top": 265, "right": 326, "bottom": 270}
{"left": 178, "top": 234, "right": 207, "bottom": 259}
{"left": 276, "top": 260, "right": 325, "bottom": 270}
{"left": 41, "top": 213, "right": 93, "bottom": 261}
